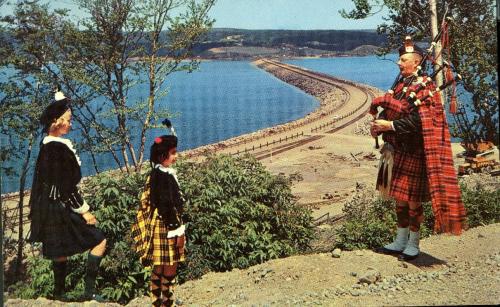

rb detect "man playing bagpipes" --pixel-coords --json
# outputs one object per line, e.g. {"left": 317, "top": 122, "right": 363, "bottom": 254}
{"left": 370, "top": 35, "right": 466, "bottom": 261}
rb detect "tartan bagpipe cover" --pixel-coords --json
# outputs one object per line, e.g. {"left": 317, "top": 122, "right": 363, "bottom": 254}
{"left": 131, "top": 179, "right": 158, "bottom": 265}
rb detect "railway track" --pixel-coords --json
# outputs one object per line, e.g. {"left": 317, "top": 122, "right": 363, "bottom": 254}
{"left": 243, "top": 59, "right": 375, "bottom": 160}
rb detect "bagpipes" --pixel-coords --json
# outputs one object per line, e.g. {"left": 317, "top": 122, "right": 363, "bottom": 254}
{"left": 372, "top": 14, "right": 463, "bottom": 197}
{"left": 373, "top": 15, "right": 461, "bottom": 149}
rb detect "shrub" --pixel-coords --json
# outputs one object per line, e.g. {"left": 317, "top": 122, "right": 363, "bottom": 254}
{"left": 177, "top": 154, "right": 313, "bottom": 281}
{"left": 333, "top": 186, "right": 397, "bottom": 251}
{"left": 14, "top": 154, "right": 314, "bottom": 303}
{"left": 9, "top": 256, "right": 52, "bottom": 299}
{"left": 335, "top": 180, "right": 500, "bottom": 251}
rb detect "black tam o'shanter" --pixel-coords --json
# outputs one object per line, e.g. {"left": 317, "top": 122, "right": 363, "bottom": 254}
{"left": 149, "top": 118, "right": 178, "bottom": 165}
{"left": 398, "top": 36, "right": 424, "bottom": 56}
{"left": 40, "top": 91, "right": 71, "bottom": 132}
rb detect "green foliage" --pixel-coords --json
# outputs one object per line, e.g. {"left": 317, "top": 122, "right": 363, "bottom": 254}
{"left": 83, "top": 171, "right": 151, "bottom": 303}
{"left": 459, "top": 182, "right": 500, "bottom": 228}
{"left": 12, "top": 154, "right": 313, "bottom": 303}
{"left": 335, "top": 182, "right": 500, "bottom": 251}
{"left": 334, "top": 189, "right": 398, "bottom": 251}
{"left": 176, "top": 154, "right": 314, "bottom": 281}
{"left": 9, "top": 256, "right": 53, "bottom": 299}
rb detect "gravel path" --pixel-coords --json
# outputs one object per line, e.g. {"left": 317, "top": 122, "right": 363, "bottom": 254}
{"left": 7, "top": 223, "right": 499, "bottom": 306}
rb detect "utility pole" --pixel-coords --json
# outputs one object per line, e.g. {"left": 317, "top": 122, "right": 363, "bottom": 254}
{"left": 429, "top": 0, "right": 445, "bottom": 101}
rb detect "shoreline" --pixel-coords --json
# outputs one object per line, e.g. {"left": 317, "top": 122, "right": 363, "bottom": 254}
{"left": 127, "top": 52, "right": 384, "bottom": 63}
{"left": 0, "top": 60, "right": 377, "bottom": 200}
{"left": 180, "top": 59, "right": 380, "bottom": 158}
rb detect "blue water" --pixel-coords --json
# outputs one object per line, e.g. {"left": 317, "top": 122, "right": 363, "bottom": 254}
{"left": 286, "top": 54, "right": 400, "bottom": 94}
{"left": 1, "top": 61, "right": 320, "bottom": 193}
{"left": 286, "top": 55, "right": 475, "bottom": 142}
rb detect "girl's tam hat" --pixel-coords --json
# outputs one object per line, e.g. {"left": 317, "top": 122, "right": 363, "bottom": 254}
{"left": 39, "top": 90, "right": 71, "bottom": 132}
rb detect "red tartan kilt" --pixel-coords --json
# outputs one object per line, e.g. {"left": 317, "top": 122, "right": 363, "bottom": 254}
{"left": 390, "top": 148, "right": 430, "bottom": 203}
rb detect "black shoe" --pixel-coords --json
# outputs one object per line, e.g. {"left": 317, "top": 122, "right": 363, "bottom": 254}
{"left": 398, "top": 252, "right": 419, "bottom": 261}
{"left": 374, "top": 246, "right": 403, "bottom": 255}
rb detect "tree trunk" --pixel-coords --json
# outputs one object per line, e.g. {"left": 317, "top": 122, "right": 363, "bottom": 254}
{"left": 15, "top": 135, "right": 34, "bottom": 278}
{"left": 137, "top": 44, "right": 158, "bottom": 170}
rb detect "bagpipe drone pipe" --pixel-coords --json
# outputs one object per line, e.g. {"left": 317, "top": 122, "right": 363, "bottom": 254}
{"left": 373, "top": 15, "right": 461, "bottom": 149}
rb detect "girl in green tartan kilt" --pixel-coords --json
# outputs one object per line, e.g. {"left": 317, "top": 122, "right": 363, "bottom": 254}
{"left": 132, "top": 120, "right": 185, "bottom": 307}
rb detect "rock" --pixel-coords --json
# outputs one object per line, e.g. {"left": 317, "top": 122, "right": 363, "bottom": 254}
{"left": 176, "top": 298, "right": 184, "bottom": 305}
{"left": 355, "top": 251, "right": 364, "bottom": 256}
{"left": 350, "top": 272, "right": 358, "bottom": 277}
{"left": 478, "top": 233, "right": 485, "bottom": 238}
{"left": 322, "top": 193, "right": 334, "bottom": 200}
{"left": 260, "top": 268, "right": 273, "bottom": 277}
{"left": 331, "top": 248, "right": 342, "bottom": 258}
{"left": 352, "top": 284, "right": 362, "bottom": 289}
{"left": 358, "top": 269, "right": 381, "bottom": 284}
{"left": 350, "top": 289, "right": 360, "bottom": 296}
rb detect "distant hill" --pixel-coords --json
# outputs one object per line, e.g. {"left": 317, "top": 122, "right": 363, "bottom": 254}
{"left": 345, "top": 44, "right": 381, "bottom": 56}
{"left": 188, "top": 28, "right": 386, "bottom": 59}
{"left": 193, "top": 28, "right": 385, "bottom": 52}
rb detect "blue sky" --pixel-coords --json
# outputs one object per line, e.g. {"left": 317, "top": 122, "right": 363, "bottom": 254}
{"left": 2, "top": 0, "right": 387, "bottom": 30}
{"left": 209, "top": 0, "right": 386, "bottom": 30}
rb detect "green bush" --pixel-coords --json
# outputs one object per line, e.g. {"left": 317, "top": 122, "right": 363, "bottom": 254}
{"left": 333, "top": 187, "right": 397, "bottom": 251}
{"left": 177, "top": 154, "right": 313, "bottom": 281}
{"left": 10, "top": 171, "right": 150, "bottom": 303}
{"left": 334, "top": 182, "right": 500, "bottom": 251}
{"left": 14, "top": 154, "right": 313, "bottom": 303}
{"left": 9, "top": 256, "right": 52, "bottom": 299}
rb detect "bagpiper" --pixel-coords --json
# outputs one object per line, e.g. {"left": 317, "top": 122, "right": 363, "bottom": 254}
{"left": 370, "top": 36, "right": 466, "bottom": 261}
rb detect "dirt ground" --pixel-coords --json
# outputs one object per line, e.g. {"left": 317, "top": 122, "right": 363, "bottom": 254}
{"left": 7, "top": 223, "right": 500, "bottom": 306}
{"left": 261, "top": 122, "right": 466, "bottom": 221}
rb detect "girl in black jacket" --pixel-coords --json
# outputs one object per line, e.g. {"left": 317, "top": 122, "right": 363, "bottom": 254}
{"left": 133, "top": 132, "right": 185, "bottom": 307}
{"left": 28, "top": 92, "right": 106, "bottom": 301}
